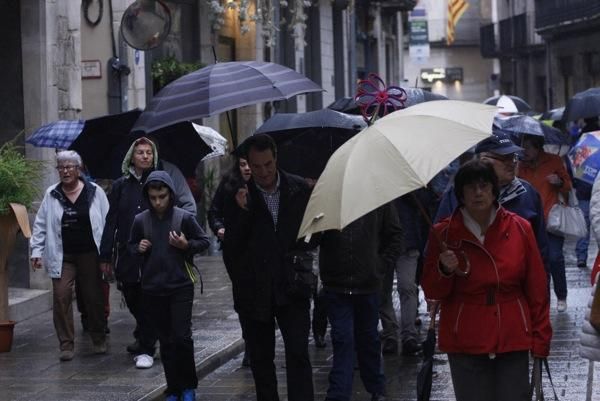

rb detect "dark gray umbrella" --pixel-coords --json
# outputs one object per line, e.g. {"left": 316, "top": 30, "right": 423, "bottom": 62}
{"left": 133, "top": 61, "right": 322, "bottom": 133}
{"left": 328, "top": 88, "right": 448, "bottom": 115}
{"left": 240, "top": 109, "right": 366, "bottom": 179}
{"left": 483, "top": 95, "right": 532, "bottom": 112}
{"left": 494, "top": 115, "right": 569, "bottom": 146}
{"left": 563, "top": 87, "right": 600, "bottom": 121}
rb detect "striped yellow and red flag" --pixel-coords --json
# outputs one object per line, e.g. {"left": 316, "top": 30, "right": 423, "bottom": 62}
{"left": 447, "top": 0, "right": 469, "bottom": 45}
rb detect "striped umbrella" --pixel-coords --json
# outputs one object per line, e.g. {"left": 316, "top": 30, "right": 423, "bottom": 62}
{"left": 133, "top": 61, "right": 322, "bottom": 134}
{"left": 26, "top": 120, "right": 85, "bottom": 149}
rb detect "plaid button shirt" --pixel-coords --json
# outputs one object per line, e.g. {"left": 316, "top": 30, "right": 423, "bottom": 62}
{"left": 256, "top": 174, "right": 281, "bottom": 228}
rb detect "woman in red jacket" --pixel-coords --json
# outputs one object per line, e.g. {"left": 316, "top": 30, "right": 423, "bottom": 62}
{"left": 422, "top": 160, "right": 552, "bottom": 401}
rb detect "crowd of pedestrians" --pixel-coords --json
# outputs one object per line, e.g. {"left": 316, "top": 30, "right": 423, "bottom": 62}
{"left": 27, "top": 109, "right": 600, "bottom": 401}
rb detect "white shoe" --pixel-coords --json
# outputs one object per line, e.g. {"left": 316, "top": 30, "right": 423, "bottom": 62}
{"left": 557, "top": 299, "right": 567, "bottom": 312}
{"left": 134, "top": 353, "right": 154, "bottom": 369}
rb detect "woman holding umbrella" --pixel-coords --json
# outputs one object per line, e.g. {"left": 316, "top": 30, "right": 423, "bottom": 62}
{"left": 421, "top": 160, "right": 551, "bottom": 401}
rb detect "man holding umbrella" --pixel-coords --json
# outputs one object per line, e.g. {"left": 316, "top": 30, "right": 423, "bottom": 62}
{"left": 228, "top": 134, "right": 315, "bottom": 401}
{"left": 98, "top": 137, "right": 196, "bottom": 368}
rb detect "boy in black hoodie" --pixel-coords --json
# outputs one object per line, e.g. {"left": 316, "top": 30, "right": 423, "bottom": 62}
{"left": 129, "top": 170, "right": 210, "bottom": 401}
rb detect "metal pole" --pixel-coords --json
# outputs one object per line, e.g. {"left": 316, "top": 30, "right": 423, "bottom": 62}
{"left": 348, "top": 5, "right": 357, "bottom": 95}
{"left": 211, "top": 46, "right": 237, "bottom": 149}
{"left": 545, "top": 39, "right": 554, "bottom": 110}
{"left": 397, "top": 11, "right": 404, "bottom": 84}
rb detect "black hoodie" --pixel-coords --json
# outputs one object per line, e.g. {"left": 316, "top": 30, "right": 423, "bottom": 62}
{"left": 128, "top": 171, "right": 210, "bottom": 295}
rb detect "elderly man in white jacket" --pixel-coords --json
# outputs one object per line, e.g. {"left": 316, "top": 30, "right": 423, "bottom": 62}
{"left": 30, "top": 150, "right": 109, "bottom": 362}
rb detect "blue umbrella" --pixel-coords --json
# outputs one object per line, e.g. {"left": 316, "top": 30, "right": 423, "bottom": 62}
{"left": 26, "top": 120, "right": 85, "bottom": 149}
{"left": 568, "top": 131, "right": 600, "bottom": 185}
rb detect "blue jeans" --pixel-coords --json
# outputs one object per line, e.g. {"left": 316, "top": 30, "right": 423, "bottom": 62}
{"left": 547, "top": 232, "right": 567, "bottom": 300}
{"left": 576, "top": 199, "right": 591, "bottom": 263}
{"left": 324, "top": 291, "right": 384, "bottom": 401}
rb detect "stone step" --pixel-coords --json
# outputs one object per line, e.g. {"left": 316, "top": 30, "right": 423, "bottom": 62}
{"left": 8, "top": 287, "right": 51, "bottom": 322}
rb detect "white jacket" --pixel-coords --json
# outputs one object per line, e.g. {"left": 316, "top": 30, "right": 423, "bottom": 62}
{"left": 29, "top": 181, "right": 109, "bottom": 278}
{"left": 589, "top": 174, "right": 600, "bottom": 244}
{"left": 580, "top": 275, "right": 600, "bottom": 361}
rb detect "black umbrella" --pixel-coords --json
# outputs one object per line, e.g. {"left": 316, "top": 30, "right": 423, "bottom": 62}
{"left": 417, "top": 303, "right": 439, "bottom": 401}
{"left": 563, "top": 87, "right": 600, "bottom": 121}
{"left": 240, "top": 109, "right": 366, "bottom": 179}
{"left": 69, "top": 109, "right": 142, "bottom": 178}
{"left": 483, "top": 94, "right": 532, "bottom": 112}
{"left": 71, "top": 119, "right": 226, "bottom": 179}
{"left": 328, "top": 88, "right": 448, "bottom": 115}
{"left": 541, "top": 107, "right": 565, "bottom": 121}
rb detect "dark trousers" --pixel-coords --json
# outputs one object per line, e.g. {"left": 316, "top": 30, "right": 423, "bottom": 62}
{"left": 324, "top": 291, "right": 384, "bottom": 401}
{"left": 312, "top": 288, "right": 328, "bottom": 338}
{"left": 547, "top": 232, "right": 567, "bottom": 299}
{"left": 120, "top": 282, "right": 157, "bottom": 355}
{"left": 144, "top": 285, "right": 198, "bottom": 395}
{"left": 53, "top": 252, "right": 106, "bottom": 350}
{"left": 242, "top": 299, "right": 314, "bottom": 401}
{"left": 448, "top": 351, "right": 530, "bottom": 401}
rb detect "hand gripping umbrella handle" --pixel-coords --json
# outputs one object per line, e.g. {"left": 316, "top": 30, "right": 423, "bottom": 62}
{"left": 410, "top": 193, "right": 471, "bottom": 277}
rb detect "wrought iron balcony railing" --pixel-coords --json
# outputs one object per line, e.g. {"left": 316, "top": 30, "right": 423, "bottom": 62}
{"left": 535, "top": 0, "right": 600, "bottom": 31}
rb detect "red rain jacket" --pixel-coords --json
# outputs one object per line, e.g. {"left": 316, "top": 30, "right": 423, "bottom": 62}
{"left": 422, "top": 207, "right": 552, "bottom": 357}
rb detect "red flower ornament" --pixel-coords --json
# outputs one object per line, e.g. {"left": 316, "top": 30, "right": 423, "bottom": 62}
{"left": 355, "top": 73, "right": 407, "bottom": 125}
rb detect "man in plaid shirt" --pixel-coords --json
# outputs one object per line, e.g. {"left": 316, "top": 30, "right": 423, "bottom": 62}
{"left": 228, "top": 134, "right": 315, "bottom": 401}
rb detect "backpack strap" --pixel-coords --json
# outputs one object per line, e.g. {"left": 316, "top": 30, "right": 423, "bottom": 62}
{"left": 171, "top": 207, "right": 185, "bottom": 233}
{"left": 171, "top": 207, "right": 204, "bottom": 293}
{"left": 141, "top": 210, "right": 153, "bottom": 240}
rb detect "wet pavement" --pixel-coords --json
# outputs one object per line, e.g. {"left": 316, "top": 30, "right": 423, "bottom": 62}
{"left": 1, "top": 240, "right": 599, "bottom": 401}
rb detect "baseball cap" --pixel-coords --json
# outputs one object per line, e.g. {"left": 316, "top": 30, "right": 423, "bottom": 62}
{"left": 475, "top": 130, "right": 523, "bottom": 155}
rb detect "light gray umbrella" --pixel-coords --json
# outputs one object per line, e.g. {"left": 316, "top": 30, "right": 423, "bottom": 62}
{"left": 133, "top": 61, "right": 322, "bottom": 134}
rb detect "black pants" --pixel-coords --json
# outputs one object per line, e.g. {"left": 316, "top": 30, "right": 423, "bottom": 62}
{"left": 448, "top": 351, "right": 530, "bottom": 401}
{"left": 312, "top": 288, "right": 328, "bottom": 338}
{"left": 242, "top": 299, "right": 314, "bottom": 401}
{"left": 120, "top": 282, "right": 157, "bottom": 355}
{"left": 144, "top": 285, "right": 198, "bottom": 395}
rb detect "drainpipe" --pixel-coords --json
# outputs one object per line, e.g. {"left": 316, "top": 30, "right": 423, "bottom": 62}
{"left": 348, "top": 5, "right": 357, "bottom": 95}
{"left": 397, "top": 11, "right": 404, "bottom": 83}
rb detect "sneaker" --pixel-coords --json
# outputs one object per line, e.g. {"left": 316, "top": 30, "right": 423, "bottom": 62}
{"left": 577, "top": 260, "right": 587, "bottom": 268}
{"left": 126, "top": 340, "right": 141, "bottom": 354}
{"left": 165, "top": 395, "right": 179, "bottom": 401}
{"left": 93, "top": 341, "right": 107, "bottom": 354}
{"left": 401, "top": 339, "right": 423, "bottom": 356}
{"left": 59, "top": 350, "right": 74, "bottom": 361}
{"left": 181, "top": 388, "right": 196, "bottom": 401}
{"left": 557, "top": 299, "right": 567, "bottom": 312}
{"left": 134, "top": 353, "right": 154, "bottom": 369}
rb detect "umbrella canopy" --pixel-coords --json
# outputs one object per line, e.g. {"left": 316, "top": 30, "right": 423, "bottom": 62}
{"left": 541, "top": 106, "right": 565, "bottom": 121}
{"left": 249, "top": 109, "right": 366, "bottom": 178}
{"left": 133, "top": 61, "right": 323, "bottom": 133}
{"left": 297, "top": 100, "right": 497, "bottom": 239}
{"left": 563, "top": 87, "right": 600, "bottom": 122}
{"left": 494, "top": 114, "right": 569, "bottom": 146}
{"left": 483, "top": 94, "right": 532, "bottom": 113}
{"left": 568, "top": 130, "right": 600, "bottom": 185}
{"left": 71, "top": 120, "right": 226, "bottom": 179}
{"left": 327, "top": 88, "right": 448, "bottom": 115}
{"left": 27, "top": 120, "right": 85, "bottom": 149}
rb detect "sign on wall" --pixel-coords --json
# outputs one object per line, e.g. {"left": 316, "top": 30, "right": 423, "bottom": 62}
{"left": 409, "top": 9, "right": 430, "bottom": 64}
{"left": 81, "top": 60, "right": 102, "bottom": 79}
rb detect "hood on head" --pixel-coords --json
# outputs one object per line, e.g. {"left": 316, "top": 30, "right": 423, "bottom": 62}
{"left": 143, "top": 170, "right": 179, "bottom": 207}
{"left": 122, "top": 137, "right": 159, "bottom": 177}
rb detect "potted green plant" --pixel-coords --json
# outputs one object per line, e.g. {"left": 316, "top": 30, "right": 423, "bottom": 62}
{"left": 0, "top": 138, "right": 43, "bottom": 352}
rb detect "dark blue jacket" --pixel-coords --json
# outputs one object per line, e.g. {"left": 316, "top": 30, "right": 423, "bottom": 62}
{"left": 129, "top": 171, "right": 209, "bottom": 295}
{"left": 435, "top": 179, "right": 549, "bottom": 269}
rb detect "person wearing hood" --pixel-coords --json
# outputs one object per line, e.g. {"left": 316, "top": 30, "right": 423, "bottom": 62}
{"left": 128, "top": 170, "right": 209, "bottom": 401}
{"left": 98, "top": 137, "right": 195, "bottom": 368}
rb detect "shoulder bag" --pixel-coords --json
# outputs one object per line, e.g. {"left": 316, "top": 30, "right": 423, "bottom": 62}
{"left": 546, "top": 189, "right": 588, "bottom": 238}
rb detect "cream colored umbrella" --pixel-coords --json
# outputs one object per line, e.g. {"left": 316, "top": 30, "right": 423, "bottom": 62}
{"left": 298, "top": 100, "right": 497, "bottom": 240}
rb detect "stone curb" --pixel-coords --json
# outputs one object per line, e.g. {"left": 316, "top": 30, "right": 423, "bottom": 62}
{"left": 140, "top": 337, "right": 245, "bottom": 401}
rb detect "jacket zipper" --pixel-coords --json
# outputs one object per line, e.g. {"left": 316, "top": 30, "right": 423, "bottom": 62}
{"left": 454, "top": 302, "right": 464, "bottom": 334}
{"left": 516, "top": 298, "right": 529, "bottom": 333}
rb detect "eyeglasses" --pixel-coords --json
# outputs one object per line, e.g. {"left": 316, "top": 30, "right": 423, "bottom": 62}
{"left": 56, "top": 165, "right": 78, "bottom": 172}
{"left": 481, "top": 153, "right": 519, "bottom": 164}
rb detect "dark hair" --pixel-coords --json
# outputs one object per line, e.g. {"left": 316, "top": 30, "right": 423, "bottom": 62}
{"left": 146, "top": 180, "right": 170, "bottom": 193}
{"left": 454, "top": 159, "right": 500, "bottom": 203}
{"left": 522, "top": 134, "right": 544, "bottom": 150}
{"left": 244, "top": 134, "right": 277, "bottom": 160}
{"left": 223, "top": 157, "right": 247, "bottom": 193}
